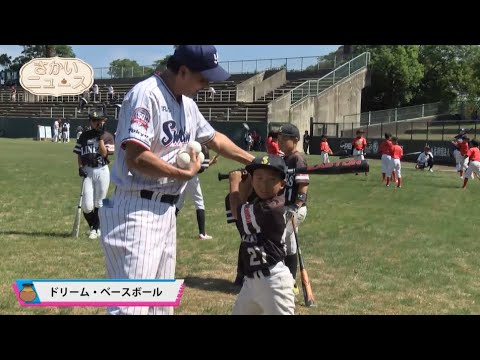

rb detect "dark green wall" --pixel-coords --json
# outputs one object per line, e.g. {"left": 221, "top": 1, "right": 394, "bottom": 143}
{"left": 0, "top": 117, "right": 268, "bottom": 148}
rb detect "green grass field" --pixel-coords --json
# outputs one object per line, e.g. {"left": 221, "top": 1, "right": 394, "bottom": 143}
{"left": 2, "top": 138, "right": 480, "bottom": 315}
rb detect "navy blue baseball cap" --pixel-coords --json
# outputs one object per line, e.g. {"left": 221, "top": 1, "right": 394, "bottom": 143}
{"left": 172, "top": 45, "right": 230, "bottom": 82}
{"left": 246, "top": 154, "right": 287, "bottom": 178}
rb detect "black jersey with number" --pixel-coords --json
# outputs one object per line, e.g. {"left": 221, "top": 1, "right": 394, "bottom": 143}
{"left": 283, "top": 151, "right": 309, "bottom": 206}
{"left": 73, "top": 129, "right": 114, "bottom": 167}
{"left": 235, "top": 195, "right": 287, "bottom": 277}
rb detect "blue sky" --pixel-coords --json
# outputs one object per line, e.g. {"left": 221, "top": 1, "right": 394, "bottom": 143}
{"left": 0, "top": 45, "right": 340, "bottom": 69}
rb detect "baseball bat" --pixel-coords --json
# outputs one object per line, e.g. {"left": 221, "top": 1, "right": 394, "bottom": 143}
{"left": 403, "top": 151, "right": 422, "bottom": 156}
{"left": 291, "top": 217, "right": 315, "bottom": 307}
{"left": 218, "top": 160, "right": 369, "bottom": 180}
{"left": 289, "top": 159, "right": 369, "bottom": 175}
{"left": 339, "top": 154, "right": 355, "bottom": 159}
{"left": 218, "top": 168, "right": 245, "bottom": 181}
{"left": 71, "top": 178, "right": 85, "bottom": 238}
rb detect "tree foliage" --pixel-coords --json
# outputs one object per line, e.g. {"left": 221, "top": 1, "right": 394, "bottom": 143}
{"left": 353, "top": 45, "right": 424, "bottom": 110}
{"left": 152, "top": 55, "right": 171, "bottom": 71}
{"left": 0, "top": 45, "right": 76, "bottom": 72}
{"left": 108, "top": 59, "right": 154, "bottom": 78}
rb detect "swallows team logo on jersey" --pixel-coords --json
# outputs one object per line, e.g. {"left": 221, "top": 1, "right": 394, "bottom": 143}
{"left": 130, "top": 108, "right": 151, "bottom": 130}
{"left": 161, "top": 120, "right": 191, "bottom": 146}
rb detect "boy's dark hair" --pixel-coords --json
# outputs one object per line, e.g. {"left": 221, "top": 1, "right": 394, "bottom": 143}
{"left": 471, "top": 139, "right": 479, "bottom": 147}
{"left": 384, "top": 132, "right": 392, "bottom": 139}
{"left": 391, "top": 136, "right": 398, "bottom": 142}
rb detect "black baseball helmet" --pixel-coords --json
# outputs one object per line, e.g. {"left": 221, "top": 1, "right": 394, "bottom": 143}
{"left": 88, "top": 109, "right": 108, "bottom": 121}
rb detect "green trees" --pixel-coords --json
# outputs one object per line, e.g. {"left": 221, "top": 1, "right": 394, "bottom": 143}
{"left": 1, "top": 45, "right": 76, "bottom": 73}
{"left": 107, "top": 59, "right": 153, "bottom": 78}
{"left": 350, "top": 45, "right": 480, "bottom": 111}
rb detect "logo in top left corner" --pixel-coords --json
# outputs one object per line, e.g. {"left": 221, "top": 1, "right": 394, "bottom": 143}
{"left": 130, "top": 108, "right": 151, "bottom": 130}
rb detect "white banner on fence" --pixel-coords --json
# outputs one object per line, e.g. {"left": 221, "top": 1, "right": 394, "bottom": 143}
{"left": 38, "top": 125, "right": 45, "bottom": 139}
{"left": 37, "top": 125, "right": 52, "bottom": 141}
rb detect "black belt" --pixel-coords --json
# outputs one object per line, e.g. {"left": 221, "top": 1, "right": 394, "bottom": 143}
{"left": 140, "top": 190, "right": 179, "bottom": 205}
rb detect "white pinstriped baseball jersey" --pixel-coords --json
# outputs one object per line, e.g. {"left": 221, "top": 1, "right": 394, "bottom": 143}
{"left": 111, "top": 73, "right": 216, "bottom": 194}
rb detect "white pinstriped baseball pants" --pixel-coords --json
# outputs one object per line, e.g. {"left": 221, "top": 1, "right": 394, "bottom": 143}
{"left": 99, "top": 189, "right": 177, "bottom": 315}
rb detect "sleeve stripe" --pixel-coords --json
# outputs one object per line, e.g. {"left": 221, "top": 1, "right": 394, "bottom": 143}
{"left": 240, "top": 204, "right": 261, "bottom": 234}
{"left": 240, "top": 204, "right": 251, "bottom": 235}
{"left": 250, "top": 206, "right": 261, "bottom": 233}
{"left": 121, "top": 138, "right": 150, "bottom": 151}
{"left": 295, "top": 174, "right": 309, "bottom": 181}
{"left": 200, "top": 132, "right": 216, "bottom": 146}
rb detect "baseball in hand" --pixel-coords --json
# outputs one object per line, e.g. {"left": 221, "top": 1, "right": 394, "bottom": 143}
{"left": 187, "top": 141, "right": 202, "bottom": 154}
{"left": 198, "top": 151, "right": 205, "bottom": 164}
{"left": 176, "top": 151, "right": 191, "bottom": 169}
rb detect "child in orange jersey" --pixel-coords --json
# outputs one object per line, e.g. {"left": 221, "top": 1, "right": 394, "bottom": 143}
{"left": 352, "top": 128, "right": 368, "bottom": 175}
{"left": 319, "top": 134, "right": 333, "bottom": 164}
{"left": 379, "top": 132, "right": 394, "bottom": 182}
{"left": 462, "top": 140, "right": 480, "bottom": 189}
{"left": 452, "top": 136, "right": 470, "bottom": 178}
{"left": 386, "top": 137, "right": 403, "bottom": 188}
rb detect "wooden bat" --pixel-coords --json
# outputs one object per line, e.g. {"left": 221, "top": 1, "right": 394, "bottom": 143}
{"left": 71, "top": 178, "right": 85, "bottom": 238}
{"left": 289, "top": 159, "right": 369, "bottom": 175}
{"left": 218, "top": 160, "right": 369, "bottom": 180}
{"left": 291, "top": 217, "right": 315, "bottom": 307}
{"left": 210, "top": 153, "right": 220, "bottom": 166}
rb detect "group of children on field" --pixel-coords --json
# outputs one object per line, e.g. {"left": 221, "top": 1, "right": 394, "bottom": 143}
{"left": 450, "top": 129, "right": 480, "bottom": 189}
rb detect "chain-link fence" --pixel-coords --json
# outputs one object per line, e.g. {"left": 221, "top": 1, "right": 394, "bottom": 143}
{"left": 313, "top": 119, "right": 479, "bottom": 141}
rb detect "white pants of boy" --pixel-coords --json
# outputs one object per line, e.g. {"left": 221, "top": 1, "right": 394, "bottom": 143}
{"left": 388, "top": 158, "right": 402, "bottom": 178}
{"left": 453, "top": 149, "right": 463, "bottom": 172}
{"left": 176, "top": 174, "right": 204, "bottom": 211}
{"left": 82, "top": 165, "right": 110, "bottom": 212}
{"left": 232, "top": 262, "right": 295, "bottom": 315}
{"left": 321, "top": 151, "right": 330, "bottom": 164}
{"left": 353, "top": 149, "right": 364, "bottom": 160}
{"left": 465, "top": 160, "right": 480, "bottom": 179}
{"left": 381, "top": 154, "right": 392, "bottom": 173}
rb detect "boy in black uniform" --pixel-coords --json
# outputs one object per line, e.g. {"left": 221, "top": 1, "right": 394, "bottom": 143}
{"left": 229, "top": 154, "right": 295, "bottom": 315}
{"left": 278, "top": 124, "right": 309, "bottom": 297}
{"left": 73, "top": 110, "right": 115, "bottom": 239}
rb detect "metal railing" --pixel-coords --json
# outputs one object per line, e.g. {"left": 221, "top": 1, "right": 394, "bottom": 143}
{"left": 343, "top": 102, "right": 441, "bottom": 126}
{"left": 91, "top": 54, "right": 354, "bottom": 79}
{"left": 290, "top": 52, "right": 370, "bottom": 107}
{"left": 0, "top": 105, "right": 259, "bottom": 123}
{"left": 258, "top": 88, "right": 292, "bottom": 101}
{"left": 195, "top": 90, "right": 237, "bottom": 102}
{"left": 0, "top": 91, "right": 126, "bottom": 104}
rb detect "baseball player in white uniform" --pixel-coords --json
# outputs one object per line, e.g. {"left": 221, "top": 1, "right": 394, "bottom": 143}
{"left": 99, "top": 45, "right": 255, "bottom": 315}
{"left": 175, "top": 145, "right": 218, "bottom": 240}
